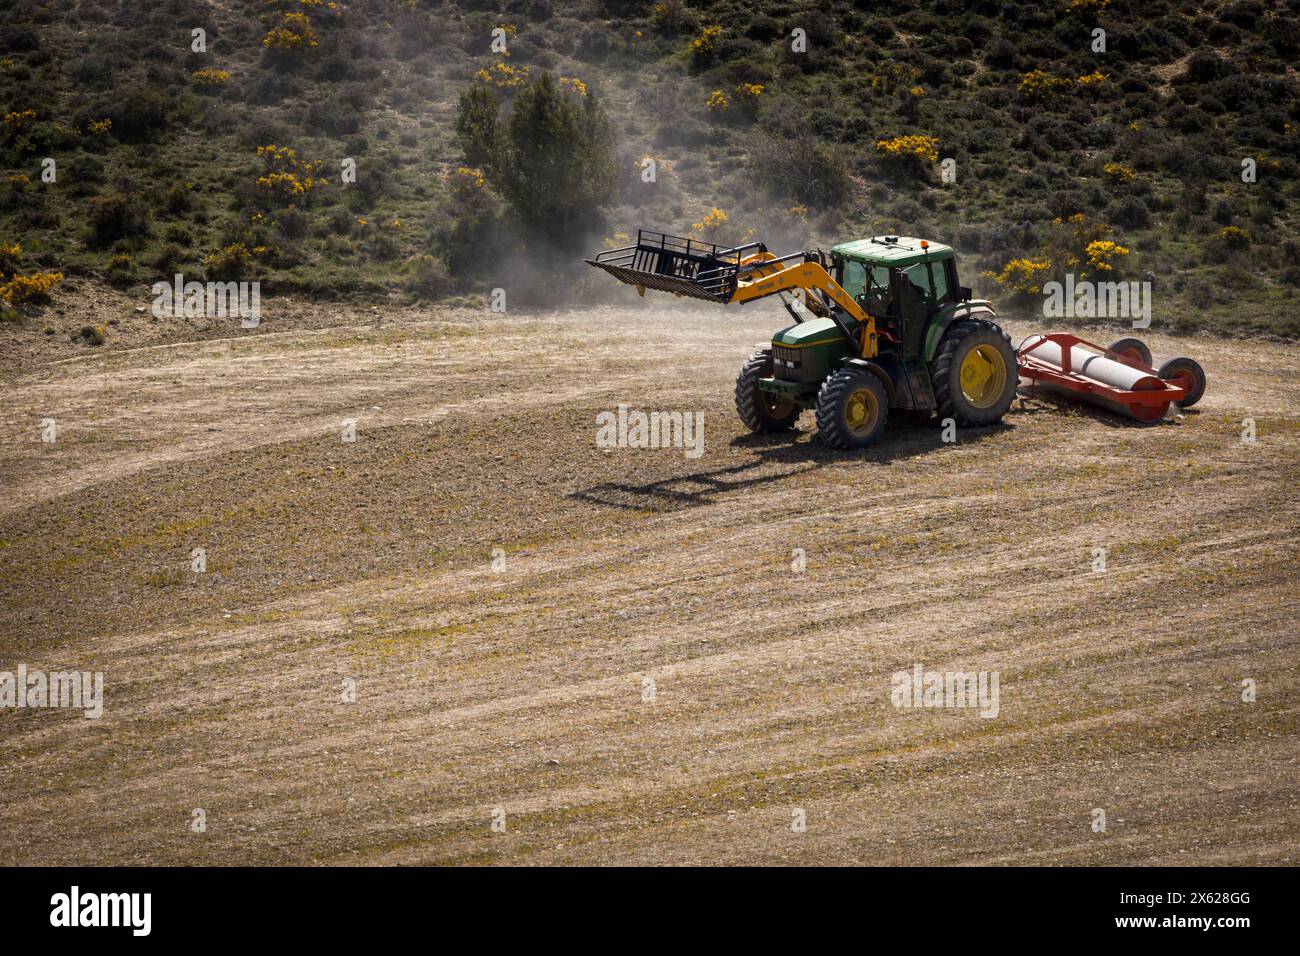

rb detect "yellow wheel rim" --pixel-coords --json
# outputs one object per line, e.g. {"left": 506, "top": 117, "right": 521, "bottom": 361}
{"left": 959, "top": 344, "right": 1008, "bottom": 409}
{"left": 844, "top": 387, "right": 878, "bottom": 434}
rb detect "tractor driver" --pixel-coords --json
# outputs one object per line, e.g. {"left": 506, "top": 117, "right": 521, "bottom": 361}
{"left": 894, "top": 266, "right": 932, "bottom": 316}
{"left": 857, "top": 264, "right": 893, "bottom": 320}
{"left": 857, "top": 266, "right": 930, "bottom": 341}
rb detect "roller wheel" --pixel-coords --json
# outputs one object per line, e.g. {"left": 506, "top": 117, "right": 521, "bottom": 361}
{"left": 1157, "top": 356, "right": 1206, "bottom": 408}
{"left": 1106, "top": 337, "right": 1153, "bottom": 367}
{"left": 814, "top": 367, "right": 889, "bottom": 449}
{"left": 932, "top": 320, "right": 1018, "bottom": 427}
{"left": 735, "top": 349, "right": 801, "bottom": 433}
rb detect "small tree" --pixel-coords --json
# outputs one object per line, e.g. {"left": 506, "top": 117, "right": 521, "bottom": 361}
{"left": 454, "top": 86, "right": 501, "bottom": 171}
{"left": 455, "top": 73, "right": 617, "bottom": 241}
{"left": 500, "top": 73, "right": 617, "bottom": 237}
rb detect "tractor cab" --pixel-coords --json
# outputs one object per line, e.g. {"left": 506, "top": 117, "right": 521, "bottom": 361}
{"left": 830, "top": 236, "right": 964, "bottom": 354}
{"left": 810, "top": 234, "right": 1013, "bottom": 424}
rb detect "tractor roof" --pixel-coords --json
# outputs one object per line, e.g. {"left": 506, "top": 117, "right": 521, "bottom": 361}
{"left": 831, "top": 236, "right": 952, "bottom": 266}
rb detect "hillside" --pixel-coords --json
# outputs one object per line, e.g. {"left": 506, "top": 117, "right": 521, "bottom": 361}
{"left": 0, "top": 0, "right": 1298, "bottom": 339}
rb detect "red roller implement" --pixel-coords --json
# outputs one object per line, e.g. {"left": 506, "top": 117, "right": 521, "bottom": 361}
{"left": 1016, "top": 332, "right": 1187, "bottom": 422}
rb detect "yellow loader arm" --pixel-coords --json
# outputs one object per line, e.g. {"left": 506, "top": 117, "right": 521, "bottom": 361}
{"left": 730, "top": 254, "right": 878, "bottom": 358}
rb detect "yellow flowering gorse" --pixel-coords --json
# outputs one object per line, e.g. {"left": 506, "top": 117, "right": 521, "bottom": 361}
{"left": 256, "top": 144, "right": 327, "bottom": 199}
{"left": 692, "top": 207, "right": 728, "bottom": 236}
{"left": 475, "top": 62, "right": 529, "bottom": 88}
{"left": 1084, "top": 239, "right": 1129, "bottom": 271}
{"left": 875, "top": 135, "right": 939, "bottom": 163}
{"left": 1019, "top": 69, "right": 1073, "bottom": 101}
{"left": 191, "top": 68, "right": 231, "bottom": 88}
{"left": 264, "top": 12, "right": 319, "bottom": 52}
{"left": 0, "top": 271, "right": 63, "bottom": 305}
{"left": 3, "top": 109, "right": 36, "bottom": 128}
{"left": 984, "top": 258, "right": 1052, "bottom": 296}
{"left": 1219, "top": 225, "right": 1251, "bottom": 248}
{"left": 691, "top": 25, "right": 722, "bottom": 57}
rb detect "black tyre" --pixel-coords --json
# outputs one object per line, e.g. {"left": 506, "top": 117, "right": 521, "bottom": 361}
{"left": 814, "top": 367, "right": 889, "bottom": 449}
{"left": 931, "top": 320, "right": 1019, "bottom": 426}
{"left": 735, "top": 349, "right": 801, "bottom": 433}
{"left": 1106, "top": 336, "right": 1153, "bottom": 367}
{"left": 1156, "top": 356, "right": 1206, "bottom": 408}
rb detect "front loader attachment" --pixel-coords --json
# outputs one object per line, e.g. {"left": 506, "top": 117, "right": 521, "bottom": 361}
{"left": 586, "top": 227, "right": 879, "bottom": 358}
{"left": 585, "top": 229, "right": 763, "bottom": 303}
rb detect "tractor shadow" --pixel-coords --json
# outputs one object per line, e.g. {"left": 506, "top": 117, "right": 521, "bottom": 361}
{"left": 855, "top": 416, "right": 1015, "bottom": 460}
{"left": 571, "top": 389, "right": 1197, "bottom": 512}
{"left": 570, "top": 419, "right": 1011, "bottom": 512}
{"left": 569, "top": 452, "right": 819, "bottom": 512}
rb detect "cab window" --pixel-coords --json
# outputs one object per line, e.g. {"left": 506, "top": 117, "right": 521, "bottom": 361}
{"left": 930, "top": 260, "right": 952, "bottom": 303}
{"left": 902, "top": 262, "right": 933, "bottom": 303}
{"left": 857, "top": 263, "right": 892, "bottom": 317}
{"left": 841, "top": 260, "right": 868, "bottom": 298}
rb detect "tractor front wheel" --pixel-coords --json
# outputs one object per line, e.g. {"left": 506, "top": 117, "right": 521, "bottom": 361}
{"left": 815, "top": 367, "right": 889, "bottom": 449}
{"left": 932, "top": 320, "right": 1019, "bottom": 427}
{"left": 735, "top": 349, "right": 801, "bottom": 433}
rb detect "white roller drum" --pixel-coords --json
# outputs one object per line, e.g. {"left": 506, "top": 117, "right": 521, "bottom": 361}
{"left": 1020, "top": 338, "right": 1162, "bottom": 391}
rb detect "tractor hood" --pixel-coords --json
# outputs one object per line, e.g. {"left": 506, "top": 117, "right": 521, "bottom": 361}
{"left": 772, "top": 317, "right": 842, "bottom": 347}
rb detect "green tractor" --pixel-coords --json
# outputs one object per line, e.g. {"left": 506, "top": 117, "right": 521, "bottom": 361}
{"left": 587, "top": 231, "right": 1019, "bottom": 449}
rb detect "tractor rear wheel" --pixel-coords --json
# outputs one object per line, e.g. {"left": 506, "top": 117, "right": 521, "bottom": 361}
{"left": 1106, "top": 337, "right": 1153, "bottom": 367}
{"left": 1157, "top": 356, "right": 1206, "bottom": 408}
{"left": 931, "top": 320, "right": 1019, "bottom": 427}
{"left": 735, "top": 349, "right": 801, "bottom": 433}
{"left": 815, "top": 367, "right": 889, "bottom": 449}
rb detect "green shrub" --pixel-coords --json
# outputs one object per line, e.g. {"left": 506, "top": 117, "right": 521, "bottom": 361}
{"left": 205, "top": 243, "right": 254, "bottom": 281}
{"left": 104, "top": 253, "right": 135, "bottom": 287}
{"left": 164, "top": 182, "right": 194, "bottom": 215}
{"left": 152, "top": 244, "right": 188, "bottom": 274}
{"left": 748, "top": 132, "right": 850, "bottom": 207}
{"left": 77, "top": 324, "right": 107, "bottom": 346}
{"left": 402, "top": 254, "right": 452, "bottom": 298}
{"left": 324, "top": 206, "right": 353, "bottom": 236}
{"left": 164, "top": 223, "right": 194, "bottom": 246}
{"left": 1107, "top": 195, "right": 1151, "bottom": 229}
{"left": 275, "top": 205, "right": 309, "bottom": 240}
{"left": 88, "top": 192, "right": 149, "bottom": 247}
{"left": 651, "top": 0, "right": 697, "bottom": 35}
{"left": 92, "top": 86, "right": 168, "bottom": 141}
